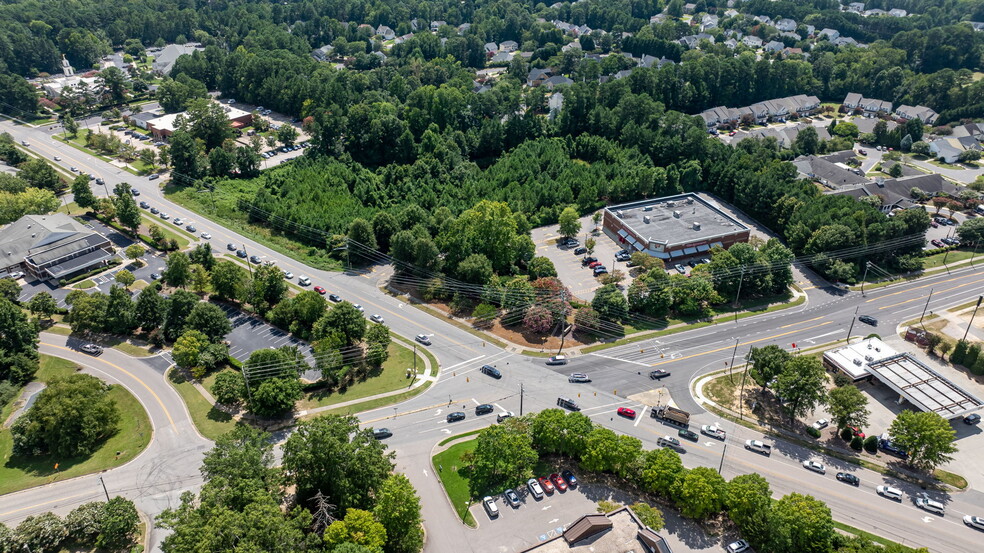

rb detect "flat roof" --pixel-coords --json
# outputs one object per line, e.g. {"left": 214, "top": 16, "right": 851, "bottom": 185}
{"left": 606, "top": 194, "right": 747, "bottom": 248}
{"left": 824, "top": 338, "right": 898, "bottom": 381}
{"left": 148, "top": 104, "right": 251, "bottom": 133}
{"left": 866, "top": 354, "right": 983, "bottom": 419}
{"left": 520, "top": 508, "right": 672, "bottom": 553}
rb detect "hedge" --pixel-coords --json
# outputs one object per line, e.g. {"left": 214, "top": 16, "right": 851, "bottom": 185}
{"left": 59, "top": 258, "right": 122, "bottom": 286}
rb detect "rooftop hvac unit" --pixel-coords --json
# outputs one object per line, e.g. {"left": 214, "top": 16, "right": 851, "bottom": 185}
{"left": 685, "top": 197, "right": 694, "bottom": 205}
{"left": 853, "top": 358, "right": 863, "bottom": 366}
{"left": 643, "top": 206, "right": 653, "bottom": 212}
{"left": 692, "top": 222, "right": 701, "bottom": 230}
{"left": 616, "top": 210, "right": 625, "bottom": 218}
{"left": 666, "top": 201, "right": 675, "bottom": 207}
{"left": 643, "top": 215, "right": 652, "bottom": 224}
{"left": 864, "top": 355, "right": 874, "bottom": 362}
{"left": 673, "top": 210, "right": 681, "bottom": 218}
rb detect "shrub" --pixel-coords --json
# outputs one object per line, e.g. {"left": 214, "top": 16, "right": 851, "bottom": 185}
{"left": 863, "top": 436, "right": 878, "bottom": 453}
{"left": 973, "top": 355, "right": 984, "bottom": 376}
{"left": 850, "top": 436, "right": 864, "bottom": 450}
{"left": 65, "top": 502, "right": 105, "bottom": 545}
{"left": 840, "top": 427, "right": 853, "bottom": 441}
{"left": 15, "top": 512, "right": 67, "bottom": 553}
{"left": 951, "top": 340, "right": 969, "bottom": 365}
{"left": 833, "top": 372, "right": 851, "bottom": 387}
{"left": 966, "top": 344, "right": 982, "bottom": 369}
{"left": 806, "top": 426, "right": 821, "bottom": 439}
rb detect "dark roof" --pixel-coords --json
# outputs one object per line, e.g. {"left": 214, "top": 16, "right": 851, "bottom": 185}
{"left": 563, "top": 514, "right": 613, "bottom": 545}
{"left": 638, "top": 528, "right": 672, "bottom": 553}
{"left": 27, "top": 233, "right": 110, "bottom": 266}
{"left": 821, "top": 150, "right": 858, "bottom": 165}
{"left": 131, "top": 112, "right": 158, "bottom": 123}
{"left": 44, "top": 248, "right": 113, "bottom": 278}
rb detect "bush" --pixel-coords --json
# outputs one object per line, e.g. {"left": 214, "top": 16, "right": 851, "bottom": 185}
{"left": 966, "top": 344, "right": 982, "bottom": 369}
{"left": 863, "top": 436, "right": 878, "bottom": 453}
{"left": 951, "top": 340, "right": 969, "bottom": 365}
{"left": 833, "top": 372, "right": 851, "bottom": 387}
{"left": 850, "top": 436, "right": 864, "bottom": 450}
{"left": 806, "top": 426, "right": 821, "bottom": 439}
{"left": 840, "top": 427, "right": 853, "bottom": 441}
{"left": 973, "top": 355, "right": 984, "bottom": 376}
{"left": 15, "top": 512, "right": 67, "bottom": 553}
{"left": 65, "top": 502, "right": 105, "bottom": 545}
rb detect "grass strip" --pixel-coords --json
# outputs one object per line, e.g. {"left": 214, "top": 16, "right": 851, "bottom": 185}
{"left": 432, "top": 440, "right": 479, "bottom": 528}
{"left": 167, "top": 368, "right": 237, "bottom": 441}
{"left": 307, "top": 381, "right": 432, "bottom": 418}
{"left": 438, "top": 429, "right": 483, "bottom": 447}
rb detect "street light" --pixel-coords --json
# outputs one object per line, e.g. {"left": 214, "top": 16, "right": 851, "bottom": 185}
{"left": 964, "top": 296, "right": 983, "bottom": 341}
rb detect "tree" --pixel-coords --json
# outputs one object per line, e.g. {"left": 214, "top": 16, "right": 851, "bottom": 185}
{"left": 71, "top": 174, "right": 96, "bottom": 208}
{"left": 630, "top": 502, "right": 664, "bottom": 531}
{"left": 960, "top": 149, "right": 982, "bottom": 163}
{"left": 527, "top": 256, "right": 557, "bottom": 279}
{"left": 168, "top": 129, "right": 201, "bottom": 179}
{"left": 210, "top": 260, "right": 247, "bottom": 301}
{"left": 667, "top": 0, "right": 684, "bottom": 18}
{"left": 211, "top": 371, "right": 246, "bottom": 406}
{"left": 66, "top": 502, "right": 104, "bottom": 545}
{"left": 347, "top": 218, "right": 378, "bottom": 264}
{"left": 163, "top": 289, "right": 200, "bottom": 342}
{"left": 900, "top": 134, "right": 913, "bottom": 152}
{"left": 315, "top": 301, "right": 367, "bottom": 345}
{"left": 558, "top": 206, "right": 581, "bottom": 239}
{"left": 957, "top": 218, "right": 984, "bottom": 245}
{"left": 888, "top": 163, "right": 903, "bottom": 178}
{"left": 888, "top": 411, "right": 958, "bottom": 471}
{"left": 282, "top": 415, "right": 394, "bottom": 511}
{"left": 324, "top": 509, "right": 386, "bottom": 551}
{"left": 185, "top": 98, "right": 233, "bottom": 150}
{"left": 793, "top": 126, "right": 819, "bottom": 155}
{"left": 592, "top": 284, "right": 628, "bottom": 322}
{"left": 457, "top": 253, "right": 494, "bottom": 285}
{"left": 250, "top": 376, "right": 302, "bottom": 417}
{"left": 371, "top": 211, "right": 400, "bottom": 253}
{"left": 726, "top": 474, "right": 772, "bottom": 550}
{"left": 827, "top": 385, "right": 870, "bottom": 430}
{"left": 15, "top": 512, "right": 67, "bottom": 553}
{"left": 674, "top": 467, "right": 727, "bottom": 519}
{"left": 772, "top": 356, "right": 827, "bottom": 419}
{"left": 912, "top": 141, "right": 930, "bottom": 156}
{"left": 470, "top": 423, "right": 539, "bottom": 495}
{"left": 208, "top": 147, "right": 233, "bottom": 177}
{"left": 951, "top": 340, "right": 969, "bottom": 365}
{"left": 18, "top": 159, "right": 61, "bottom": 192}
{"left": 103, "top": 285, "right": 136, "bottom": 334}
{"left": 640, "top": 447, "right": 684, "bottom": 498}
{"left": 97, "top": 497, "right": 139, "bottom": 551}
{"left": 134, "top": 285, "right": 165, "bottom": 331}
{"left": 580, "top": 427, "right": 642, "bottom": 477}
{"left": 115, "top": 268, "right": 135, "bottom": 288}
{"left": 522, "top": 304, "right": 554, "bottom": 333}
{"left": 373, "top": 474, "right": 423, "bottom": 553}
{"left": 184, "top": 302, "right": 232, "bottom": 341}
{"left": 26, "top": 292, "right": 57, "bottom": 321}
{"left": 63, "top": 114, "right": 79, "bottom": 138}
{"left": 768, "top": 493, "right": 833, "bottom": 553}
{"left": 277, "top": 124, "right": 299, "bottom": 147}
{"left": 11, "top": 373, "right": 121, "bottom": 457}
{"left": 172, "top": 329, "right": 210, "bottom": 369}
{"left": 67, "top": 291, "right": 108, "bottom": 333}
{"left": 248, "top": 264, "right": 288, "bottom": 312}
{"left": 163, "top": 251, "right": 191, "bottom": 288}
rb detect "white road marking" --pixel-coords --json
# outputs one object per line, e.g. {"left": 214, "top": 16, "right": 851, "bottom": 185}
{"left": 704, "top": 441, "right": 717, "bottom": 447}
{"left": 634, "top": 406, "right": 648, "bottom": 427}
{"left": 588, "top": 352, "right": 652, "bottom": 367}
{"left": 542, "top": 505, "right": 552, "bottom": 511}
{"left": 423, "top": 469, "right": 428, "bottom": 477}
{"left": 548, "top": 518, "right": 558, "bottom": 524}
{"left": 444, "top": 355, "right": 486, "bottom": 372}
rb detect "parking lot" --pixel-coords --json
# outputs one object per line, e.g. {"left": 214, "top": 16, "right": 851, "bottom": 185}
{"left": 215, "top": 301, "right": 318, "bottom": 379}
{"left": 466, "top": 474, "right": 727, "bottom": 553}
{"left": 531, "top": 214, "right": 632, "bottom": 301}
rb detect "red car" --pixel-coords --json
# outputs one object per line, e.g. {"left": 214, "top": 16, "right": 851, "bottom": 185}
{"left": 588, "top": 261, "right": 602, "bottom": 268}
{"left": 728, "top": 130, "right": 737, "bottom": 136}
{"left": 314, "top": 286, "right": 326, "bottom": 294}
{"left": 617, "top": 407, "right": 636, "bottom": 419}
{"left": 850, "top": 426, "right": 865, "bottom": 439}
{"left": 550, "top": 473, "right": 568, "bottom": 492}
{"left": 931, "top": 239, "right": 944, "bottom": 248}
{"left": 538, "top": 476, "right": 555, "bottom": 494}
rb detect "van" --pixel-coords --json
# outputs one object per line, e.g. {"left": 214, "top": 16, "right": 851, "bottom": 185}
{"left": 298, "top": 276, "right": 311, "bottom": 286}
{"left": 876, "top": 485, "right": 903, "bottom": 501}
{"left": 527, "top": 477, "right": 544, "bottom": 499}
{"left": 914, "top": 493, "right": 945, "bottom": 515}
{"left": 546, "top": 355, "right": 567, "bottom": 365}
{"left": 557, "top": 397, "right": 580, "bottom": 411}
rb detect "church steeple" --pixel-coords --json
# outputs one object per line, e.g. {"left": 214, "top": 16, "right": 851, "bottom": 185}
{"left": 62, "top": 54, "right": 75, "bottom": 77}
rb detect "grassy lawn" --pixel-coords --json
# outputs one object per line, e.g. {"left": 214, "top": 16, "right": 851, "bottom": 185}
{"left": 438, "top": 430, "right": 483, "bottom": 447}
{"left": 167, "top": 368, "right": 237, "bottom": 441}
{"left": 56, "top": 201, "right": 81, "bottom": 215}
{"left": 140, "top": 214, "right": 191, "bottom": 250}
{"left": 934, "top": 468, "right": 968, "bottom": 489}
{"left": 76, "top": 279, "right": 96, "bottom": 289}
{"left": 393, "top": 333, "right": 439, "bottom": 377}
{"left": 0, "top": 355, "right": 152, "bottom": 495}
{"left": 298, "top": 342, "right": 418, "bottom": 410}
{"left": 433, "top": 440, "right": 478, "bottom": 527}
{"left": 307, "top": 381, "right": 432, "bottom": 418}
{"left": 921, "top": 248, "right": 981, "bottom": 269}
{"left": 833, "top": 520, "right": 924, "bottom": 551}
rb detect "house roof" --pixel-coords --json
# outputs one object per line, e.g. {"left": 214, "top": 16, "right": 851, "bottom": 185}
{"left": 793, "top": 155, "right": 871, "bottom": 187}
{"left": 1, "top": 214, "right": 107, "bottom": 269}
{"left": 844, "top": 92, "right": 862, "bottom": 106}
{"left": 520, "top": 508, "right": 673, "bottom": 553}
{"left": 151, "top": 43, "right": 203, "bottom": 75}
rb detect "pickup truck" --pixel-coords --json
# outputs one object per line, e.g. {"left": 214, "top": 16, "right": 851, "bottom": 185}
{"left": 744, "top": 439, "right": 772, "bottom": 455}
{"left": 701, "top": 425, "right": 726, "bottom": 440}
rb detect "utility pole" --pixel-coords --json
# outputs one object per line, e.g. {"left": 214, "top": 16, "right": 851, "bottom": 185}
{"left": 918, "top": 288, "right": 934, "bottom": 325}
{"left": 242, "top": 244, "right": 254, "bottom": 279}
{"left": 964, "top": 296, "right": 983, "bottom": 341}
{"left": 717, "top": 437, "right": 729, "bottom": 476}
{"left": 942, "top": 248, "right": 952, "bottom": 274}
{"left": 740, "top": 346, "right": 753, "bottom": 421}
{"left": 860, "top": 261, "right": 870, "bottom": 297}
{"left": 728, "top": 338, "right": 739, "bottom": 384}
{"left": 846, "top": 306, "right": 858, "bottom": 343}
{"left": 99, "top": 476, "right": 110, "bottom": 501}
{"left": 733, "top": 267, "right": 745, "bottom": 323}
{"left": 519, "top": 383, "right": 524, "bottom": 416}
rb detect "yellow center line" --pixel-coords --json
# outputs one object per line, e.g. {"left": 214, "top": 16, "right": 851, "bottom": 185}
{"left": 41, "top": 342, "right": 175, "bottom": 428}
{"left": 865, "top": 273, "right": 966, "bottom": 302}
{"left": 879, "top": 277, "right": 984, "bottom": 310}
{"left": 0, "top": 491, "right": 96, "bottom": 518}
{"left": 650, "top": 321, "right": 833, "bottom": 367}
{"left": 780, "top": 315, "right": 824, "bottom": 329}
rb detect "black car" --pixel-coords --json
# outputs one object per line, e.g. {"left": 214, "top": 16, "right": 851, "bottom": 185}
{"left": 678, "top": 429, "right": 699, "bottom": 442}
{"left": 150, "top": 273, "right": 161, "bottom": 280}
{"left": 150, "top": 207, "right": 159, "bottom": 214}
{"left": 836, "top": 472, "right": 860, "bottom": 486}
{"left": 328, "top": 294, "right": 342, "bottom": 302}
{"left": 858, "top": 315, "right": 878, "bottom": 326}
{"left": 581, "top": 256, "right": 598, "bottom": 267}
{"left": 373, "top": 428, "right": 393, "bottom": 439}
{"left": 561, "top": 469, "right": 578, "bottom": 488}
{"left": 236, "top": 250, "right": 247, "bottom": 258}
{"left": 475, "top": 404, "right": 494, "bottom": 415}
{"left": 139, "top": 201, "right": 150, "bottom": 209}
{"left": 249, "top": 255, "right": 262, "bottom": 264}
{"left": 573, "top": 246, "right": 587, "bottom": 255}
{"left": 649, "top": 369, "right": 670, "bottom": 380}
{"left": 131, "top": 188, "right": 140, "bottom": 196}
{"left": 593, "top": 266, "right": 608, "bottom": 276}
{"left": 480, "top": 364, "right": 501, "bottom": 379}
{"left": 964, "top": 413, "right": 981, "bottom": 425}
{"left": 447, "top": 412, "right": 466, "bottom": 423}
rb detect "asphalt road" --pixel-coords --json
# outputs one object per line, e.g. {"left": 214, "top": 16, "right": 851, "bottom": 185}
{"left": 4, "top": 117, "right": 984, "bottom": 553}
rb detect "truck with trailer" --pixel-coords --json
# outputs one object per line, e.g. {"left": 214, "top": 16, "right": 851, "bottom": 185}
{"left": 651, "top": 405, "right": 690, "bottom": 427}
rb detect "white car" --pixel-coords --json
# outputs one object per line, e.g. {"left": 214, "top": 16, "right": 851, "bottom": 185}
{"left": 914, "top": 492, "right": 945, "bottom": 516}
{"left": 160, "top": 212, "right": 170, "bottom": 220}
{"left": 297, "top": 276, "right": 311, "bottom": 286}
{"left": 876, "top": 485, "right": 903, "bottom": 501}
{"left": 353, "top": 304, "right": 364, "bottom": 312}
{"left": 200, "top": 232, "right": 211, "bottom": 239}
{"left": 70, "top": 166, "right": 78, "bottom": 172}
{"left": 963, "top": 515, "right": 984, "bottom": 531}
{"left": 568, "top": 373, "right": 591, "bottom": 383}
{"left": 173, "top": 218, "right": 183, "bottom": 226}
{"left": 482, "top": 496, "right": 499, "bottom": 518}
{"left": 802, "top": 460, "right": 826, "bottom": 474}
{"left": 727, "top": 540, "right": 750, "bottom": 553}
{"left": 701, "top": 425, "right": 726, "bottom": 440}
{"left": 812, "top": 419, "right": 829, "bottom": 430}
{"left": 415, "top": 334, "right": 431, "bottom": 345}
{"left": 370, "top": 314, "right": 384, "bottom": 324}
{"left": 282, "top": 271, "right": 293, "bottom": 279}
{"left": 53, "top": 155, "right": 61, "bottom": 161}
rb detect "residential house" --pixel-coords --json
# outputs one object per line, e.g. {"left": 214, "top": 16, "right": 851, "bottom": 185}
{"left": 895, "top": 105, "right": 939, "bottom": 125}
{"left": 843, "top": 92, "right": 863, "bottom": 111}
{"left": 861, "top": 97, "right": 892, "bottom": 118}
{"left": 832, "top": 173, "right": 959, "bottom": 213}
{"left": 527, "top": 68, "right": 553, "bottom": 87}
{"left": 393, "top": 34, "right": 414, "bottom": 45}
{"left": 763, "top": 99, "right": 790, "bottom": 121}
{"left": 782, "top": 47, "right": 804, "bottom": 57}
{"left": 780, "top": 31, "right": 802, "bottom": 41}
{"left": 754, "top": 15, "right": 773, "bottom": 26}
{"left": 764, "top": 40, "right": 784, "bottom": 53}
{"left": 805, "top": 24, "right": 816, "bottom": 36}
{"left": 650, "top": 14, "right": 669, "bottom": 24}
{"left": 684, "top": 3, "right": 697, "bottom": 14}
{"left": 818, "top": 28, "right": 840, "bottom": 41}
{"left": 793, "top": 155, "right": 870, "bottom": 188}
{"left": 126, "top": 111, "right": 159, "bottom": 130}
{"left": 853, "top": 117, "right": 898, "bottom": 134}
{"left": 500, "top": 40, "right": 519, "bottom": 52}
{"left": 833, "top": 36, "right": 860, "bottom": 47}
{"left": 572, "top": 25, "right": 592, "bottom": 37}
{"left": 561, "top": 41, "right": 581, "bottom": 52}
{"left": 724, "top": 9, "right": 739, "bottom": 18}
{"left": 701, "top": 14, "right": 719, "bottom": 31}
{"left": 950, "top": 123, "right": 984, "bottom": 140}
{"left": 929, "top": 138, "right": 979, "bottom": 163}
{"left": 967, "top": 21, "right": 984, "bottom": 32}
{"left": 410, "top": 19, "right": 420, "bottom": 31}
{"left": 0, "top": 214, "right": 115, "bottom": 282}
{"left": 864, "top": 9, "right": 886, "bottom": 17}
{"left": 612, "top": 69, "right": 634, "bottom": 80}
{"left": 430, "top": 21, "right": 446, "bottom": 32}
{"left": 489, "top": 51, "right": 512, "bottom": 63}
{"left": 848, "top": 2, "right": 865, "bottom": 13}
{"left": 749, "top": 102, "right": 770, "bottom": 124}
{"left": 776, "top": 18, "right": 797, "bottom": 32}
{"left": 741, "top": 35, "right": 763, "bottom": 48}
{"left": 889, "top": 9, "right": 907, "bottom": 17}
{"left": 484, "top": 42, "right": 498, "bottom": 54}
{"left": 457, "top": 23, "right": 470, "bottom": 33}
{"left": 543, "top": 75, "right": 574, "bottom": 89}
{"left": 151, "top": 43, "right": 204, "bottom": 75}
{"left": 724, "top": 38, "right": 739, "bottom": 49}
{"left": 679, "top": 35, "right": 700, "bottom": 49}
{"left": 375, "top": 25, "right": 396, "bottom": 40}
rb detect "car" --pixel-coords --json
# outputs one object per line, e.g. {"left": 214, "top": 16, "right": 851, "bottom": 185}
{"left": 227, "top": 99, "right": 236, "bottom": 104}
{"left": 149, "top": 272, "right": 161, "bottom": 280}
{"left": 186, "top": 225, "right": 197, "bottom": 233}
{"left": 139, "top": 201, "right": 150, "bottom": 209}
{"left": 446, "top": 412, "right": 465, "bottom": 423}
{"left": 528, "top": 478, "right": 544, "bottom": 499}
{"left": 964, "top": 413, "right": 981, "bottom": 425}
{"left": 236, "top": 250, "right": 247, "bottom": 258}
{"left": 649, "top": 369, "right": 670, "bottom": 380}
{"left": 480, "top": 364, "right": 502, "bottom": 378}
{"left": 588, "top": 261, "right": 602, "bottom": 269}
{"left": 561, "top": 469, "right": 577, "bottom": 488}
{"left": 836, "top": 472, "right": 860, "bottom": 486}
{"left": 581, "top": 256, "right": 598, "bottom": 266}
{"left": 328, "top": 294, "right": 342, "bottom": 302}
{"left": 538, "top": 476, "right": 555, "bottom": 494}
{"left": 503, "top": 488, "right": 521, "bottom": 508}
{"left": 946, "top": 218, "right": 957, "bottom": 226}
{"left": 160, "top": 212, "right": 170, "bottom": 220}
{"left": 249, "top": 255, "right": 261, "bottom": 264}
{"left": 482, "top": 496, "right": 498, "bottom": 518}
{"left": 370, "top": 314, "right": 384, "bottom": 324}
{"left": 617, "top": 407, "right": 637, "bottom": 419}
{"left": 858, "top": 315, "right": 877, "bottom": 326}
{"left": 283, "top": 271, "right": 293, "bottom": 279}
{"left": 674, "top": 264, "right": 686, "bottom": 274}
{"left": 802, "top": 460, "right": 826, "bottom": 474}
{"left": 573, "top": 246, "right": 587, "bottom": 255}
{"left": 227, "top": 243, "right": 237, "bottom": 251}
{"left": 550, "top": 473, "right": 568, "bottom": 492}
{"left": 95, "top": 177, "right": 104, "bottom": 185}
{"left": 658, "top": 436, "right": 682, "bottom": 450}
{"left": 53, "top": 155, "right": 60, "bottom": 161}
{"left": 496, "top": 411, "right": 514, "bottom": 423}
{"left": 728, "top": 130, "right": 738, "bottom": 137}
{"left": 812, "top": 419, "right": 829, "bottom": 430}
{"left": 678, "top": 429, "right": 699, "bottom": 442}
{"left": 372, "top": 428, "right": 392, "bottom": 439}
{"left": 353, "top": 303, "right": 363, "bottom": 311}
{"left": 557, "top": 397, "right": 580, "bottom": 411}
{"left": 687, "top": 260, "right": 697, "bottom": 268}
{"left": 70, "top": 166, "right": 78, "bottom": 172}
{"left": 615, "top": 252, "right": 630, "bottom": 261}
{"left": 858, "top": 149, "right": 867, "bottom": 155}
{"left": 876, "top": 485, "right": 903, "bottom": 501}
{"left": 200, "top": 232, "right": 211, "bottom": 240}
{"left": 914, "top": 492, "right": 945, "bottom": 516}
{"left": 568, "top": 373, "right": 591, "bottom": 383}
{"left": 415, "top": 334, "right": 431, "bottom": 345}
{"left": 593, "top": 266, "right": 608, "bottom": 276}
{"left": 943, "top": 237, "right": 959, "bottom": 246}
{"left": 313, "top": 286, "right": 326, "bottom": 294}
{"left": 546, "top": 355, "right": 567, "bottom": 365}
{"left": 131, "top": 188, "right": 140, "bottom": 196}
{"left": 476, "top": 404, "right": 494, "bottom": 415}
{"left": 931, "top": 239, "right": 944, "bottom": 248}
{"left": 963, "top": 515, "right": 984, "bottom": 531}
{"left": 148, "top": 173, "right": 160, "bottom": 180}
{"left": 726, "top": 540, "right": 750, "bottom": 553}
{"left": 173, "top": 218, "right": 184, "bottom": 226}
{"left": 7, "top": 271, "right": 24, "bottom": 279}
{"left": 298, "top": 276, "right": 311, "bottom": 286}
{"left": 849, "top": 426, "right": 865, "bottom": 439}
{"left": 701, "top": 425, "right": 726, "bottom": 440}
{"left": 80, "top": 343, "right": 103, "bottom": 355}
{"left": 930, "top": 221, "right": 939, "bottom": 228}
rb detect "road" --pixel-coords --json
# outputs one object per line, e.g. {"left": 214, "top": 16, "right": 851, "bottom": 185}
{"left": 4, "top": 117, "right": 984, "bottom": 552}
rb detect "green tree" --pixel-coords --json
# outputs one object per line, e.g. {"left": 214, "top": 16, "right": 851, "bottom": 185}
{"left": 793, "top": 126, "right": 820, "bottom": 155}
{"left": 277, "top": 124, "right": 299, "bottom": 147}
{"left": 951, "top": 340, "right": 969, "bottom": 365}
{"left": 248, "top": 264, "right": 288, "bottom": 312}
{"left": 26, "top": 291, "right": 57, "bottom": 321}
{"left": 210, "top": 260, "right": 247, "bottom": 301}
{"left": 457, "top": 253, "right": 494, "bottom": 285}
{"left": 185, "top": 98, "right": 233, "bottom": 150}
{"left": 957, "top": 218, "right": 984, "bottom": 245}
{"left": 640, "top": 447, "right": 684, "bottom": 498}
{"left": 0, "top": 278, "right": 19, "bottom": 303}
{"left": 172, "top": 329, "right": 210, "bottom": 369}
{"left": 250, "top": 376, "right": 302, "bottom": 417}
{"left": 324, "top": 509, "right": 386, "bottom": 552}
{"left": 134, "top": 285, "right": 165, "bottom": 331}
{"left": 282, "top": 415, "right": 395, "bottom": 511}
{"left": 168, "top": 129, "right": 201, "bottom": 180}
{"left": 11, "top": 373, "right": 121, "bottom": 457}
{"left": 772, "top": 356, "right": 827, "bottom": 419}
{"left": 558, "top": 206, "right": 581, "bottom": 239}
{"left": 768, "top": 493, "right": 833, "bottom": 553}
{"left": 371, "top": 211, "right": 400, "bottom": 253}
{"left": 124, "top": 244, "right": 144, "bottom": 263}
{"left": 163, "top": 251, "right": 191, "bottom": 289}
{"left": 630, "top": 502, "right": 664, "bottom": 531}
{"left": 97, "top": 497, "right": 139, "bottom": 551}
{"left": 71, "top": 174, "right": 96, "bottom": 208}
{"left": 374, "top": 473, "right": 424, "bottom": 553}
{"left": 103, "top": 284, "right": 136, "bottom": 334}
{"left": 965, "top": 343, "right": 982, "bottom": 368}
{"left": 115, "top": 268, "right": 135, "bottom": 288}
{"left": 67, "top": 291, "right": 108, "bottom": 333}
{"left": 592, "top": 284, "right": 628, "bottom": 323}
{"left": 888, "top": 411, "right": 958, "bottom": 471}
{"left": 184, "top": 302, "right": 232, "bottom": 341}
{"left": 65, "top": 502, "right": 104, "bottom": 545}
{"left": 211, "top": 371, "right": 246, "bottom": 406}
{"left": 580, "top": 427, "right": 642, "bottom": 477}
{"left": 315, "top": 301, "right": 367, "bottom": 345}
{"left": 112, "top": 182, "right": 141, "bottom": 234}
{"left": 63, "top": 114, "right": 79, "bottom": 138}
{"left": 826, "top": 385, "right": 870, "bottom": 430}
{"left": 726, "top": 474, "right": 772, "bottom": 549}
{"left": 163, "top": 289, "right": 200, "bottom": 341}
{"left": 18, "top": 158, "right": 61, "bottom": 192}
{"left": 470, "top": 423, "right": 539, "bottom": 495}
{"left": 674, "top": 467, "right": 727, "bottom": 519}
{"left": 15, "top": 512, "right": 67, "bottom": 553}
{"left": 667, "top": 0, "right": 684, "bottom": 18}
{"left": 348, "top": 218, "right": 378, "bottom": 264}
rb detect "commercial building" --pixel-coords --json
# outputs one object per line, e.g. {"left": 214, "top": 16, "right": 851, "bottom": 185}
{"left": 823, "top": 337, "right": 983, "bottom": 420}
{"left": 146, "top": 104, "right": 253, "bottom": 139}
{"left": 519, "top": 507, "right": 671, "bottom": 553}
{"left": 0, "top": 214, "right": 115, "bottom": 282}
{"left": 602, "top": 193, "right": 750, "bottom": 262}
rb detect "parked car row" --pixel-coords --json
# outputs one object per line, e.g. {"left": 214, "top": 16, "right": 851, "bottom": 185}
{"left": 140, "top": 201, "right": 212, "bottom": 240}
{"left": 485, "top": 470, "right": 579, "bottom": 518}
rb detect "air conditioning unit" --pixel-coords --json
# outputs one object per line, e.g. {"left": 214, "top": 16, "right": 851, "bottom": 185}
{"left": 643, "top": 216, "right": 651, "bottom": 223}
{"left": 643, "top": 206, "right": 653, "bottom": 212}
{"left": 616, "top": 210, "right": 625, "bottom": 218}
{"left": 864, "top": 355, "right": 874, "bottom": 362}
{"left": 692, "top": 222, "right": 701, "bottom": 230}
{"left": 673, "top": 210, "right": 681, "bottom": 218}
{"left": 853, "top": 358, "right": 863, "bottom": 366}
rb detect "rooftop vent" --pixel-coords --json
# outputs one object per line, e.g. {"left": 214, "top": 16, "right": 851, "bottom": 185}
{"left": 692, "top": 222, "right": 701, "bottom": 230}
{"left": 643, "top": 215, "right": 652, "bottom": 224}
{"left": 853, "top": 358, "right": 862, "bottom": 366}
{"left": 673, "top": 210, "right": 681, "bottom": 218}
{"left": 643, "top": 206, "right": 653, "bottom": 212}
{"left": 864, "top": 355, "right": 874, "bottom": 362}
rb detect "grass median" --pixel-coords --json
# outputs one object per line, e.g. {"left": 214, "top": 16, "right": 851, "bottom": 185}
{"left": 432, "top": 439, "right": 479, "bottom": 527}
{"left": 298, "top": 341, "right": 419, "bottom": 410}
{"left": 167, "top": 368, "right": 237, "bottom": 441}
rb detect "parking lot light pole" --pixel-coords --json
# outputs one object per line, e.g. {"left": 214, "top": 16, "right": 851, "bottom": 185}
{"left": 964, "top": 296, "right": 983, "bottom": 341}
